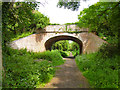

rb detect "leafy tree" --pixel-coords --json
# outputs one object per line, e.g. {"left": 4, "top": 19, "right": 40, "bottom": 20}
{"left": 51, "top": 40, "right": 69, "bottom": 51}
{"left": 77, "top": 2, "right": 120, "bottom": 44}
{"left": 2, "top": 2, "right": 49, "bottom": 48}
{"left": 57, "top": 0, "right": 87, "bottom": 11}
{"left": 31, "top": 10, "right": 50, "bottom": 30}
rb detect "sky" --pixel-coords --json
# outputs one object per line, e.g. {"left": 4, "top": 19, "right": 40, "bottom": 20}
{"left": 37, "top": 0, "right": 99, "bottom": 24}
{"left": 16, "top": 0, "right": 99, "bottom": 24}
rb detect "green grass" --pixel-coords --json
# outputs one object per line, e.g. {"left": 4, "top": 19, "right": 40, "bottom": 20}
{"left": 75, "top": 44, "right": 119, "bottom": 88}
{"left": 2, "top": 47, "right": 64, "bottom": 88}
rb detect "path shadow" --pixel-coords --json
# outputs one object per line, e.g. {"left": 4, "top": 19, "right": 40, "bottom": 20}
{"left": 64, "top": 52, "right": 75, "bottom": 59}
{"left": 64, "top": 56, "right": 75, "bottom": 59}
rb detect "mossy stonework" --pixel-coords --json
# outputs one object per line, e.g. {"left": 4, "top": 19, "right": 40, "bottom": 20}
{"left": 10, "top": 25, "right": 106, "bottom": 54}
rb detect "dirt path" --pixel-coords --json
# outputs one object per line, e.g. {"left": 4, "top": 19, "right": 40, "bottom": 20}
{"left": 44, "top": 52, "right": 89, "bottom": 88}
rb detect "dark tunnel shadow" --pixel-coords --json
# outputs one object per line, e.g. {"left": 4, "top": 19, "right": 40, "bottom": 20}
{"left": 64, "top": 56, "right": 75, "bottom": 59}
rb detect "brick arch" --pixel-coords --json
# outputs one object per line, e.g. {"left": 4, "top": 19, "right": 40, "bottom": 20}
{"left": 45, "top": 35, "right": 83, "bottom": 54}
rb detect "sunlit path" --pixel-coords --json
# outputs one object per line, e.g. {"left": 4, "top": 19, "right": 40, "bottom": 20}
{"left": 43, "top": 53, "right": 89, "bottom": 88}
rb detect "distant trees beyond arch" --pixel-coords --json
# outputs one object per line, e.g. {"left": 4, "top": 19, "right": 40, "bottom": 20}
{"left": 45, "top": 35, "right": 83, "bottom": 54}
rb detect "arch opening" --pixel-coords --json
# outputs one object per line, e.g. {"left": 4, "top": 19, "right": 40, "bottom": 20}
{"left": 45, "top": 35, "right": 83, "bottom": 54}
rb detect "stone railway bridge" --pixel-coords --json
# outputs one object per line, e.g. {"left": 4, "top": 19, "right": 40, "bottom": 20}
{"left": 10, "top": 25, "right": 106, "bottom": 54}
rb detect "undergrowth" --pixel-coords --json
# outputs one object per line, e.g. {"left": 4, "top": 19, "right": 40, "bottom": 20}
{"left": 72, "top": 50, "right": 79, "bottom": 57}
{"left": 59, "top": 50, "right": 70, "bottom": 57}
{"left": 2, "top": 47, "right": 64, "bottom": 88}
{"left": 75, "top": 43, "right": 119, "bottom": 88}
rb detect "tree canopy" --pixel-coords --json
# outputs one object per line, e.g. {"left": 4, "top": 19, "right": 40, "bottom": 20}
{"left": 57, "top": 0, "right": 87, "bottom": 11}
{"left": 77, "top": 2, "right": 120, "bottom": 44}
{"left": 2, "top": 2, "right": 50, "bottom": 47}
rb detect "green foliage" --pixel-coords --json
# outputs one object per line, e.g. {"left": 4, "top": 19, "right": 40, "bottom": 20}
{"left": 2, "top": 2, "right": 49, "bottom": 47}
{"left": 64, "top": 22, "right": 77, "bottom": 25}
{"left": 69, "top": 42, "right": 80, "bottom": 56}
{"left": 11, "top": 32, "right": 34, "bottom": 41}
{"left": 59, "top": 50, "right": 70, "bottom": 57}
{"left": 72, "top": 50, "right": 79, "bottom": 57}
{"left": 2, "top": 47, "right": 64, "bottom": 88}
{"left": 51, "top": 40, "right": 69, "bottom": 51}
{"left": 75, "top": 2, "right": 119, "bottom": 88}
{"left": 30, "top": 50, "right": 64, "bottom": 66}
{"left": 32, "top": 10, "right": 50, "bottom": 30}
{"left": 75, "top": 44, "right": 119, "bottom": 88}
{"left": 77, "top": 2, "right": 119, "bottom": 43}
{"left": 57, "top": 0, "right": 80, "bottom": 11}
{"left": 48, "top": 23, "right": 60, "bottom": 25}
{"left": 51, "top": 40, "right": 80, "bottom": 57}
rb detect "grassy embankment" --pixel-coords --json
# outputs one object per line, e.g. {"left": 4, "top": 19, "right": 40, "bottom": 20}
{"left": 2, "top": 47, "right": 65, "bottom": 88}
{"left": 75, "top": 44, "right": 119, "bottom": 88}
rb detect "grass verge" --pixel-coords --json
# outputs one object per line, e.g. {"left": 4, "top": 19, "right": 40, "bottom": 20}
{"left": 2, "top": 47, "right": 64, "bottom": 88}
{"left": 75, "top": 44, "right": 119, "bottom": 88}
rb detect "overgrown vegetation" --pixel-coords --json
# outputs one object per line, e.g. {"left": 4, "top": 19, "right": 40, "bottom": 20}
{"left": 75, "top": 43, "right": 119, "bottom": 88}
{"left": 77, "top": 2, "right": 119, "bottom": 44}
{"left": 11, "top": 32, "right": 34, "bottom": 41}
{"left": 75, "top": 2, "right": 119, "bottom": 88}
{"left": 48, "top": 23, "right": 60, "bottom": 25}
{"left": 59, "top": 50, "right": 70, "bottom": 57}
{"left": 69, "top": 42, "right": 79, "bottom": 57}
{"left": 2, "top": 2, "right": 53, "bottom": 88}
{"left": 51, "top": 40, "right": 70, "bottom": 57}
{"left": 2, "top": 47, "right": 64, "bottom": 88}
{"left": 2, "top": 2, "right": 50, "bottom": 46}
{"left": 2, "top": 1, "right": 119, "bottom": 88}
{"left": 64, "top": 22, "right": 77, "bottom": 25}
{"left": 51, "top": 40, "right": 69, "bottom": 51}
{"left": 51, "top": 40, "right": 80, "bottom": 57}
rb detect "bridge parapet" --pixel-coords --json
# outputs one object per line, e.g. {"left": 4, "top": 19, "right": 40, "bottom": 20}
{"left": 10, "top": 25, "right": 105, "bottom": 54}
{"left": 37, "top": 25, "right": 89, "bottom": 33}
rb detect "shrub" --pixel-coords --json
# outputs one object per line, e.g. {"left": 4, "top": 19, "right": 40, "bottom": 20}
{"left": 75, "top": 44, "right": 119, "bottom": 88}
{"left": 30, "top": 50, "right": 64, "bottom": 66}
{"left": 72, "top": 50, "right": 79, "bottom": 57}
{"left": 59, "top": 50, "right": 70, "bottom": 57}
{"left": 2, "top": 48, "right": 64, "bottom": 88}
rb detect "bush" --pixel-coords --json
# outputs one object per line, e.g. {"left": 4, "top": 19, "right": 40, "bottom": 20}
{"left": 72, "top": 50, "right": 79, "bottom": 57}
{"left": 2, "top": 48, "right": 64, "bottom": 88}
{"left": 30, "top": 50, "right": 64, "bottom": 66}
{"left": 59, "top": 50, "right": 70, "bottom": 57}
{"left": 75, "top": 44, "right": 119, "bottom": 88}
